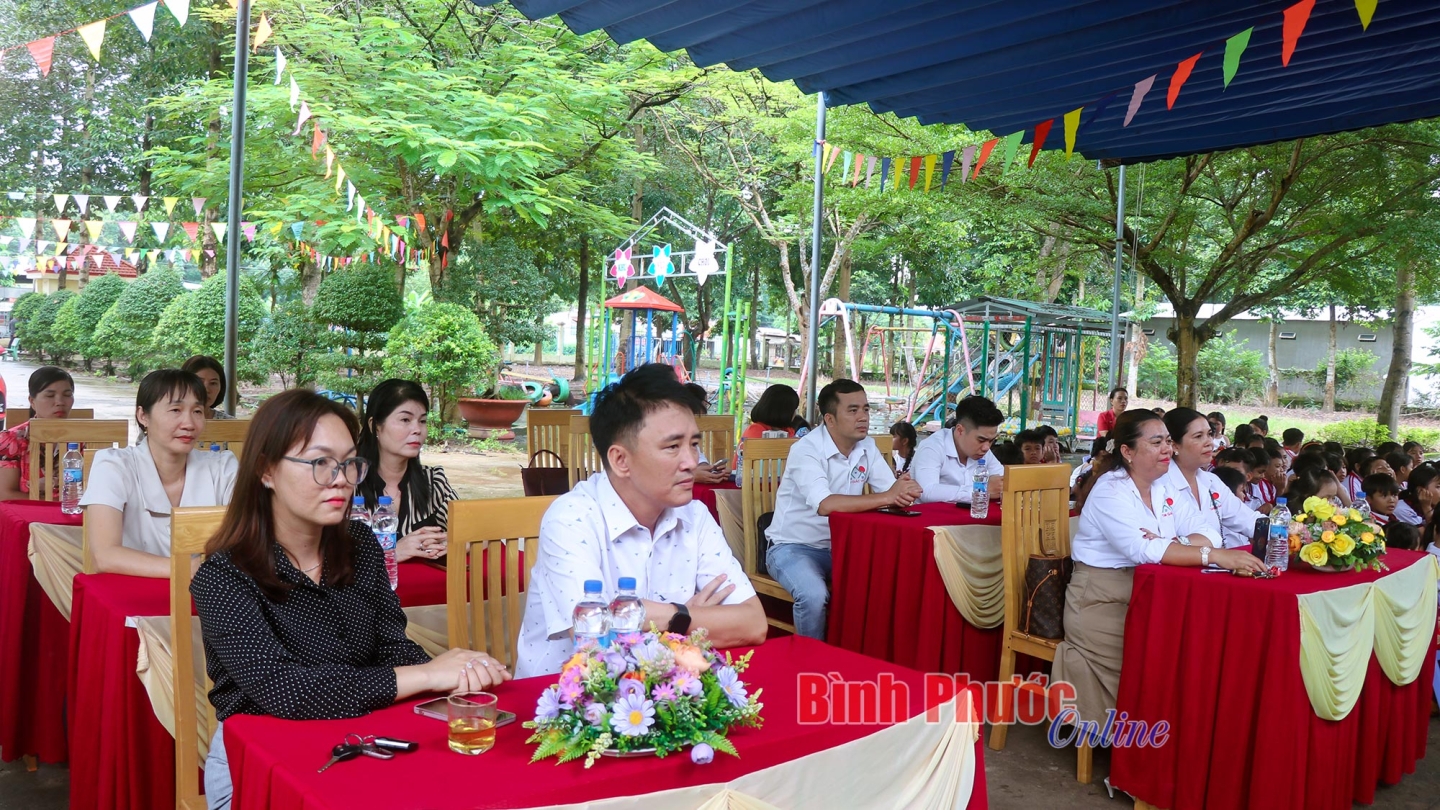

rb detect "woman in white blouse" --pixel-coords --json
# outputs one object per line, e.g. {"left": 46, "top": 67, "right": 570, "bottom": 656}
{"left": 1053, "top": 409, "right": 1264, "bottom": 726}
{"left": 1163, "top": 407, "right": 1265, "bottom": 549}
{"left": 84, "top": 369, "right": 238, "bottom": 578}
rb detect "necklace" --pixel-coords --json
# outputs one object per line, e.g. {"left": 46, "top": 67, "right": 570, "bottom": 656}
{"left": 285, "top": 551, "right": 321, "bottom": 574}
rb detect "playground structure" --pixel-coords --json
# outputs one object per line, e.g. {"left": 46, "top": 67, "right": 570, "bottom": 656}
{"left": 819, "top": 296, "right": 1122, "bottom": 446}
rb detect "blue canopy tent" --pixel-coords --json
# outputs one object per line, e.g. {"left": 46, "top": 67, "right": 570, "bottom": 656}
{"left": 474, "top": 0, "right": 1440, "bottom": 416}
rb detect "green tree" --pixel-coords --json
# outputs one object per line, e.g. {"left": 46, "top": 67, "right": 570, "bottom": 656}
{"left": 251, "top": 301, "right": 326, "bottom": 389}
{"left": 10, "top": 291, "right": 45, "bottom": 354}
{"left": 92, "top": 266, "right": 186, "bottom": 376}
{"left": 29, "top": 290, "right": 78, "bottom": 363}
{"left": 312, "top": 264, "right": 405, "bottom": 408}
{"left": 437, "top": 239, "right": 554, "bottom": 349}
{"left": 149, "top": 292, "right": 196, "bottom": 369}
{"left": 50, "top": 296, "right": 85, "bottom": 361}
{"left": 70, "top": 274, "right": 128, "bottom": 370}
{"left": 383, "top": 302, "right": 499, "bottom": 423}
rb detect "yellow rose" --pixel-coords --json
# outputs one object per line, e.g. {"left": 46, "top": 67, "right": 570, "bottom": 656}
{"left": 1330, "top": 534, "right": 1355, "bottom": 556}
{"left": 1299, "top": 542, "right": 1329, "bottom": 566}
{"left": 1332, "top": 513, "right": 1348, "bottom": 527}
{"left": 1349, "top": 509, "right": 1364, "bottom": 523}
{"left": 1321, "top": 530, "right": 1335, "bottom": 544}
{"left": 1306, "top": 498, "right": 1336, "bottom": 522}
{"left": 1361, "top": 532, "right": 1375, "bottom": 545}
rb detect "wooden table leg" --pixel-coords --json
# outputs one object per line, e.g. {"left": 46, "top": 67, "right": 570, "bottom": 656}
{"left": 23, "top": 754, "right": 37, "bottom": 772}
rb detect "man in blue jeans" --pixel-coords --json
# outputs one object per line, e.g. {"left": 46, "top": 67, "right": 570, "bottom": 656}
{"left": 764, "top": 379, "right": 923, "bottom": 639}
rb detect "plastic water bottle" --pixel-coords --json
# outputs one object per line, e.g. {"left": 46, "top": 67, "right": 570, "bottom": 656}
{"left": 573, "top": 580, "right": 611, "bottom": 649}
{"left": 373, "top": 496, "right": 399, "bottom": 590}
{"left": 60, "top": 442, "right": 83, "bottom": 515}
{"left": 733, "top": 439, "right": 745, "bottom": 486}
{"left": 209, "top": 443, "right": 221, "bottom": 453}
{"left": 1266, "top": 497, "right": 1291, "bottom": 572}
{"left": 1353, "top": 493, "right": 1371, "bottom": 522}
{"left": 351, "top": 496, "right": 371, "bottom": 529}
{"left": 970, "top": 459, "right": 991, "bottom": 519}
{"left": 609, "top": 576, "right": 645, "bottom": 635}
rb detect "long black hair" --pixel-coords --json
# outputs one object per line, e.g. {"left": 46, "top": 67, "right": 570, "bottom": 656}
{"left": 355, "top": 379, "right": 432, "bottom": 517}
{"left": 1400, "top": 463, "right": 1439, "bottom": 514}
{"left": 26, "top": 366, "right": 73, "bottom": 418}
{"left": 181, "top": 355, "right": 226, "bottom": 410}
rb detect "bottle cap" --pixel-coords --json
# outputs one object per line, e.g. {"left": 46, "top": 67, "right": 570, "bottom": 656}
{"left": 353, "top": 496, "right": 365, "bottom": 505}
{"left": 379, "top": 496, "right": 393, "bottom": 505}
{"left": 67, "top": 442, "right": 78, "bottom": 450}
{"left": 1277, "top": 497, "right": 1287, "bottom": 506}
{"left": 583, "top": 579, "right": 603, "bottom": 593}
{"left": 210, "top": 443, "right": 220, "bottom": 451}
{"left": 618, "top": 576, "right": 636, "bottom": 590}
{"left": 1356, "top": 491, "right": 1366, "bottom": 499}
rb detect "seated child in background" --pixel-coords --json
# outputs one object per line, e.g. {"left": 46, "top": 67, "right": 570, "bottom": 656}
{"left": 1385, "top": 520, "right": 1419, "bottom": 552}
{"left": 1211, "top": 466, "right": 1257, "bottom": 548}
{"left": 1015, "top": 430, "right": 1045, "bottom": 465}
{"left": 1362, "top": 473, "right": 1400, "bottom": 527}
{"left": 1384, "top": 451, "right": 1414, "bottom": 488}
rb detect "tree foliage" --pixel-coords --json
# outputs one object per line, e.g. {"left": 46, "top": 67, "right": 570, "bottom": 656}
{"left": 28, "top": 290, "right": 78, "bottom": 363}
{"left": 91, "top": 267, "right": 187, "bottom": 376}
{"left": 251, "top": 301, "right": 326, "bottom": 389}
{"left": 383, "top": 302, "right": 499, "bottom": 422}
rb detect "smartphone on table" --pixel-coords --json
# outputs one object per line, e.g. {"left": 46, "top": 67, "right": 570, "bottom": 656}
{"left": 414, "top": 696, "right": 517, "bottom": 727}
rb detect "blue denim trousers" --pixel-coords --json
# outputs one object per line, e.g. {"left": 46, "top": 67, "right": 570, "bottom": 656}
{"left": 766, "top": 542, "right": 832, "bottom": 640}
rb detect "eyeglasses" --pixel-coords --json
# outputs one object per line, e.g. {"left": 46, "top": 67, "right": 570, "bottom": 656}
{"left": 282, "top": 456, "right": 370, "bottom": 486}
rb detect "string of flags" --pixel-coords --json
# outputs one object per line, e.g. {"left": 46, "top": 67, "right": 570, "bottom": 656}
{"left": 0, "top": 0, "right": 190, "bottom": 77}
{"left": 815, "top": 0, "right": 1374, "bottom": 191}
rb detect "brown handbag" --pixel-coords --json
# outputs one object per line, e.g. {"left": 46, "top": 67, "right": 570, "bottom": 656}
{"left": 520, "top": 450, "right": 569, "bottom": 496}
{"left": 1021, "top": 524, "right": 1073, "bottom": 640}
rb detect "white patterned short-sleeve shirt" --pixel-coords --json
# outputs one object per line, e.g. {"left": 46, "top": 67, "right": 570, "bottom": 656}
{"left": 514, "top": 471, "right": 756, "bottom": 679}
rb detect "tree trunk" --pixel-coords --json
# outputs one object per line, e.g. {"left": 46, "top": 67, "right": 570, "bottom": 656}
{"left": 1265, "top": 319, "right": 1280, "bottom": 407}
{"left": 570, "top": 235, "right": 590, "bottom": 400}
{"left": 1125, "top": 273, "right": 1144, "bottom": 393}
{"left": 1323, "top": 304, "right": 1337, "bottom": 412}
{"left": 300, "top": 257, "right": 322, "bottom": 306}
{"left": 831, "top": 251, "right": 851, "bottom": 378}
{"left": 1172, "top": 313, "right": 1201, "bottom": 409}
{"left": 1378, "top": 262, "right": 1416, "bottom": 437}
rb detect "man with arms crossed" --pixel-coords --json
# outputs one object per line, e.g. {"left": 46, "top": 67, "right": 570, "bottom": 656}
{"left": 765, "top": 379, "right": 924, "bottom": 640}
{"left": 516, "top": 364, "right": 767, "bottom": 678}
{"left": 912, "top": 395, "right": 1006, "bottom": 504}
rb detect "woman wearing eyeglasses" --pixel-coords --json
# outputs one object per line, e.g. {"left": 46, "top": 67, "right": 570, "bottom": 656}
{"left": 191, "top": 388, "right": 507, "bottom": 810}
{"left": 84, "top": 369, "right": 239, "bottom": 578}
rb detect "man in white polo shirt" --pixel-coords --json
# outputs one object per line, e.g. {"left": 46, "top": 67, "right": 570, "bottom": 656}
{"left": 516, "top": 364, "right": 766, "bottom": 678}
{"left": 765, "top": 379, "right": 923, "bottom": 639}
{"left": 912, "top": 395, "right": 1006, "bottom": 504}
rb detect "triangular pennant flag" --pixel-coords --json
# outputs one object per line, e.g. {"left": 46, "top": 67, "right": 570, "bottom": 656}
{"left": 85, "top": 221, "right": 103, "bottom": 241}
{"left": 5, "top": 192, "right": 23, "bottom": 201}
{"left": 1223, "top": 28, "right": 1252, "bottom": 88}
{"left": 163, "top": 196, "right": 179, "bottom": 215}
{"left": 36, "top": 240, "right": 50, "bottom": 254}
{"left": 1079, "top": 91, "right": 1119, "bottom": 137}
{"left": 908, "top": 156, "right": 921, "bottom": 189}
{"left": 15, "top": 218, "right": 35, "bottom": 238}
{"left": 335, "top": 166, "right": 346, "bottom": 194}
{"left": 1063, "top": 108, "right": 1082, "bottom": 159}
{"left": 923, "top": 154, "right": 937, "bottom": 192}
{"left": 878, "top": 158, "right": 891, "bottom": 192}
{"left": 1167, "top": 53, "right": 1203, "bottom": 110}
{"left": 820, "top": 142, "right": 833, "bottom": 173}
{"left": 0, "top": 236, "right": 10, "bottom": 247}
{"left": 973, "top": 139, "right": 997, "bottom": 178}
{"left": 119, "top": 222, "right": 137, "bottom": 243}
{"left": 292, "top": 102, "right": 312, "bottom": 137}
{"left": 960, "top": 145, "right": 975, "bottom": 182}
{"left": 210, "top": 222, "right": 226, "bottom": 243}
{"left": 312, "top": 122, "right": 326, "bottom": 158}
{"left": 416, "top": 212, "right": 426, "bottom": 233}
{"left": 192, "top": 197, "right": 206, "bottom": 216}
{"left": 1355, "top": 0, "right": 1376, "bottom": 29}
{"left": 864, "top": 155, "right": 876, "bottom": 189}
{"left": 346, "top": 181, "right": 357, "bottom": 211}
{"left": 78, "top": 19, "right": 107, "bottom": 61}
{"left": 53, "top": 194, "right": 68, "bottom": 214}
{"left": 103, "top": 195, "right": 121, "bottom": 212}
{"left": 166, "top": 0, "right": 189, "bottom": 27}
{"left": 940, "top": 150, "right": 955, "bottom": 189}
{"left": 275, "top": 48, "right": 286, "bottom": 85}
{"left": 51, "top": 220, "right": 71, "bottom": 240}
{"left": 1029, "top": 119, "right": 1053, "bottom": 167}
{"left": 252, "top": 14, "right": 272, "bottom": 52}
{"left": 324, "top": 145, "right": 335, "bottom": 178}
{"left": 1282, "top": 0, "right": 1315, "bottom": 66}
{"left": 242, "top": 222, "right": 256, "bottom": 243}
{"left": 131, "top": 194, "right": 148, "bottom": 212}
{"left": 151, "top": 222, "right": 170, "bottom": 242}
{"left": 290, "top": 222, "right": 304, "bottom": 240}
{"left": 205, "top": 249, "right": 214, "bottom": 258}
{"left": 289, "top": 76, "right": 300, "bottom": 112}
{"left": 891, "top": 159, "right": 901, "bottom": 193}
{"left": 73, "top": 195, "right": 90, "bottom": 215}
{"left": 836, "top": 151, "right": 850, "bottom": 179}
{"left": 27, "top": 37, "right": 55, "bottom": 76}
{"left": 147, "top": 250, "right": 158, "bottom": 264}
{"left": 182, "top": 222, "right": 199, "bottom": 242}
{"left": 128, "top": 2, "right": 158, "bottom": 42}
{"left": 125, "top": 249, "right": 136, "bottom": 262}
{"left": 92, "top": 254, "right": 106, "bottom": 270}
{"left": 1124, "top": 75, "right": 1156, "bottom": 127}
{"left": 1001, "top": 131, "right": 1024, "bottom": 173}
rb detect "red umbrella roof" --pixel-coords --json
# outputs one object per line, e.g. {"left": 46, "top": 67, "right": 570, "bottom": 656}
{"left": 605, "top": 286, "right": 684, "bottom": 313}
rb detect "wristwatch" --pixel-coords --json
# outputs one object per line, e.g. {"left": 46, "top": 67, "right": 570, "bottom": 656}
{"left": 667, "top": 602, "right": 691, "bottom": 635}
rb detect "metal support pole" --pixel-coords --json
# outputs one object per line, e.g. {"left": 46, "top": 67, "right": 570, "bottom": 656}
{"left": 1019, "top": 315, "right": 1033, "bottom": 430}
{"left": 1109, "top": 163, "right": 1127, "bottom": 391}
{"left": 804, "top": 91, "right": 827, "bottom": 423}
{"left": 222, "top": 0, "right": 251, "bottom": 416}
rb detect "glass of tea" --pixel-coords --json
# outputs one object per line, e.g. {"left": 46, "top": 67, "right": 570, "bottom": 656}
{"left": 447, "top": 692, "right": 498, "bottom": 755}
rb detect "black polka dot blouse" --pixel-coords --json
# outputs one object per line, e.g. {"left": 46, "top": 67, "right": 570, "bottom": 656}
{"left": 191, "top": 521, "right": 431, "bottom": 723}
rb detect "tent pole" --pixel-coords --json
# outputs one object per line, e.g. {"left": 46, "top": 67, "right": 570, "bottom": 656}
{"left": 1109, "top": 163, "right": 1126, "bottom": 391}
{"left": 222, "top": 0, "right": 251, "bottom": 416}
{"left": 804, "top": 91, "right": 826, "bottom": 424}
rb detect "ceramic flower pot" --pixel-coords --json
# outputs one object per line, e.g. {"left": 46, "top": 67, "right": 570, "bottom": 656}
{"left": 456, "top": 398, "right": 528, "bottom": 440}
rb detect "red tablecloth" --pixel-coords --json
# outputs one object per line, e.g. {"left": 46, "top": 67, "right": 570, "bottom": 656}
{"left": 225, "top": 636, "right": 989, "bottom": 810}
{"left": 828, "top": 502, "right": 1010, "bottom": 680}
{"left": 693, "top": 480, "right": 738, "bottom": 523}
{"left": 66, "top": 560, "right": 450, "bottom": 810}
{"left": 0, "top": 500, "right": 80, "bottom": 763}
{"left": 1111, "top": 550, "right": 1437, "bottom": 810}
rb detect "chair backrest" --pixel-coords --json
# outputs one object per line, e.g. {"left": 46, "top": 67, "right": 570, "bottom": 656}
{"left": 567, "top": 415, "right": 601, "bottom": 487}
{"left": 196, "top": 419, "right": 252, "bottom": 458}
{"left": 527, "top": 409, "right": 577, "bottom": 468}
{"left": 27, "top": 419, "right": 128, "bottom": 501}
{"left": 740, "top": 438, "right": 797, "bottom": 576}
{"left": 5, "top": 407, "right": 94, "bottom": 430}
{"left": 871, "top": 433, "right": 896, "bottom": 472}
{"left": 696, "top": 415, "right": 736, "bottom": 467}
{"left": 169, "top": 506, "right": 226, "bottom": 810}
{"left": 999, "top": 464, "right": 1072, "bottom": 641}
{"left": 446, "top": 497, "right": 556, "bottom": 669}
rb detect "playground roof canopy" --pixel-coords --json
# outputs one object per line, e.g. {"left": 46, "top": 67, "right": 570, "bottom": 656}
{"left": 948, "top": 296, "right": 1123, "bottom": 335}
{"left": 485, "top": 0, "right": 1440, "bottom": 163}
{"left": 605, "top": 286, "right": 685, "bottom": 313}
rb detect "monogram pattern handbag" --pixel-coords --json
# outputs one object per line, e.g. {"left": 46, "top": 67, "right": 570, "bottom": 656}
{"left": 1021, "top": 523, "right": 1073, "bottom": 640}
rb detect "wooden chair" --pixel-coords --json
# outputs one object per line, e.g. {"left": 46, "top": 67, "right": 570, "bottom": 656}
{"left": 696, "top": 415, "right": 736, "bottom": 467}
{"left": 27, "top": 418, "right": 128, "bottom": 501}
{"left": 446, "top": 497, "right": 556, "bottom": 670}
{"left": 4, "top": 407, "right": 94, "bottom": 430}
{"left": 567, "top": 415, "right": 601, "bottom": 487}
{"left": 740, "top": 438, "right": 797, "bottom": 631}
{"left": 169, "top": 505, "right": 227, "bottom": 810}
{"left": 197, "top": 419, "right": 252, "bottom": 457}
{"left": 871, "top": 433, "right": 896, "bottom": 472}
{"left": 526, "top": 409, "right": 576, "bottom": 467}
{"left": 989, "top": 463, "right": 1093, "bottom": 783}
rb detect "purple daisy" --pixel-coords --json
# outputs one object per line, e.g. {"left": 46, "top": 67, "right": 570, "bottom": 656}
{"left": 535, "top": 687, "right": 563, "bottom": 722}
{"left": 609, "top": 692, "right": 656, "bottom": 737}
{"left": 670, "top": 671, "right": 704, "bottom": 697}
{"left": 716, "top": 666, "right": 747, "bottom": 707}
{"left": 652, "top": 683, "right": 677, "bottom": 702}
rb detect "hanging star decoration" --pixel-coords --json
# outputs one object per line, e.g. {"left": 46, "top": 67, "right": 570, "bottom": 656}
{"left": 650, "top": 244, "right": 673, "bottom": 286}
{"left": 691, "top": 239, "right": 719, "bottom": 286}
{"left": 610, "top": 247, "right": 634, "bottom": 288}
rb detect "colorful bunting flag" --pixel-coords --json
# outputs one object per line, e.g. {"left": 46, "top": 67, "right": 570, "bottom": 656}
{"left": 837, "top": 151, "right": 851, "bottom": 178}
{"left": 908, "top": 156, "right": 921, "bottom": 189}
{"left": 210, "top": 222, "right": 226, "bottom": 243}
{"left": 192, "top": 197, "right": 206, "bottom": 216}
{"left": 335, "top": 166, "right": 346, "bottom": 194}
{"left": 891, "top": 158, "right": 901, "bottom": 192}
{"left": 253, "top": 14, "right": 272, "bottom": 52}
{"left": 1063, "top": 108, "right": 1082, "bottom": 159}
{"left": 131, "top": 195, "right": 148, "bottom": 212}
{"left": 53, "top": 194, "right": 68, "bottom": 214}
{"left": 973, "top": 139, "right": 997, "bottom": 178}
{"left": 77, "top": 20, "right": 107, "bottom": 61}
{"left": 1001, "top": 131, "right": 1024, "bottom": 173}
{"left": 51, "top": 220, "right": 70, "bottom": 240}
{"left": 851, "top": 153, "right": 863, "bottom": 187}
{"left": 275, "top": 48, "right": 287, "bottom": 85}
{"left": 15, "top": 218, "right": 35, "bottom": 238}
{"left": 879, "top": 158, "right": 891, "bottom": 192}
{"left": 289, "top": 76, "right": 300, "bottom": 112}
{"left": 960, "top": 145, "right": 975, "bottom": 182}
{"left": 119, "top": 222, "right": 137, "bottom": 243}
{"left": 85, "top": 221, "right": 103, "bottom": 241}
{"left": 182, "top": 222, "right": 200, "bottom": 242}
{"left": 312, "top": 121, "right": 326, "bottom": 158}
{"left": 1354, "top": 0, "right": 1376, "bottom": 30}
{"left": 1282, "top": 0, "right": 1315, "bottom": 66}
{"left": 1167, "top": 53, "right": 1202, "bottom": 110}
{"left": 27, "top": 37, "right": 55, "bottom": 77}
{"left": 104, "top": 195, "right": 121, "bottom": 212}
{"left": 152, "top": 222, "right": 170, "bottom": 242}
{"left": 324, "top": 145, "right": 335, "bottom": 178}
{"left": 1223, "top": 28, "right": 1252, "bottom": 88}
{"left": 129, "top": 2, "right": 158, "bottom": 42}
{"left": 166, "top": 0, "right": 190, "bottom": 28}
{"left": 1079, "top": 91, "right": 1119, "bottom": 137}
{"left": 242, "top": 222, "right": 256, "bottom": 242}
{"left": 292, "top": 102, "right": 312, "bottom": 137}
{"left": 290, "top": 222, "right": 304, "bottom": 240}
{"left": 820, "top": 142, "right": 833, "bottom": 171}
{"left": 940, "top": 150, "right": 955, "bottom": 189}
{"left": 864, "top": 156, "right": 876, "bottom": 189}
{"left": 74, "top": 194, "right": 90, "bottom": 215}
{"left": 163, "top": 197, "right": 179, "bottom": 215}
{"left": 923, "top": 154, "right": 937, "bottom": 192}
{"left": 1124, "top": 75, "right": 1156, "bottom": 127}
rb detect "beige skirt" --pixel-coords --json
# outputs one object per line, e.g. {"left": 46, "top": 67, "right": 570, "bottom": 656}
{"left": 1050, "top": 562, "right": 1134, "bottom": 726}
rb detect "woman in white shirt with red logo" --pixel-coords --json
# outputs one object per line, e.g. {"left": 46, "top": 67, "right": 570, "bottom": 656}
{"left": 1053, "top": 409, "right": 1265, "bottom": 728}
{"left": 1163, "top": 407, "right": 1265, "bottom": 549}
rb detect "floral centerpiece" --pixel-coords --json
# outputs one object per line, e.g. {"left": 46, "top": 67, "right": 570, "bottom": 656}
{"left": 524, "top": 629, "right": 764, "bottom": 767}
{"left": 1288, "top": 496, "right": 1387, "bottom": 572}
